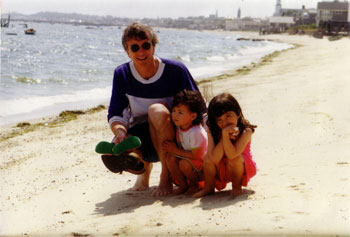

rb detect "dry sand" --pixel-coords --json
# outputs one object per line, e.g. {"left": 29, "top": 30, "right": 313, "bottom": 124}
{"left": 1, "top": 33, "right": 349, "bottom": 236}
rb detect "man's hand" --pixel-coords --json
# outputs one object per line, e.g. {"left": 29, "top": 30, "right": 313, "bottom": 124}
{"left": 113, "top": 128, "right": 127, "bottom": 144}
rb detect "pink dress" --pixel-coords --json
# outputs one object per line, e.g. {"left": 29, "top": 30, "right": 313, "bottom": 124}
{"left": 215, "top": 141, "right": 256, "bottom": 190}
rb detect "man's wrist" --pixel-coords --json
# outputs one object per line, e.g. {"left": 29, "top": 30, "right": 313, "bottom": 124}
{"left": 116, "top": 127, "right": 127, "bottom": 134}
{"left": 115, "top": 128, "right": 127, "bottom": 139}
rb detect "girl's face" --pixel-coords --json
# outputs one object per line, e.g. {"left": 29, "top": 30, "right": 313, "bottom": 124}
{"left": 216, "top": 111, "right": 239, "bottom": 130}
{"left": 172, "top": 104, "right": 197, "bottom": 130}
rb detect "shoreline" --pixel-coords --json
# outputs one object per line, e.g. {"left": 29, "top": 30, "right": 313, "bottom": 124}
{"left": 0, "top": 35, "right": 296, "bottom": 137}
{"left": 1, "top": 29, "right": 292, "bottom": 128}
{"left": 1, "top": 33, "right": 350, "bottom": 235}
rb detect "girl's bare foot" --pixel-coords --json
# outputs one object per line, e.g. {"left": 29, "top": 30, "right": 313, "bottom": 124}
{"left": 172, "top": 185, "right": 188, "bottom": 195}
{"left": 230, "top": 186, "right": 243, "bottom": 198}
{"left": 185, "top": 186, "right": 200, "bottom": 195}
{"left": 192, "top": 188, "right": 215, "bottom": 198}
{"left": 152, "top": 178, "right": 173, "bottom": 196}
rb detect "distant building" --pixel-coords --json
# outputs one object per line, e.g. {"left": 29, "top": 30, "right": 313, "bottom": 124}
{"left": 316, "top": 0, "right": 350, "bottom": 31}
{"left": 225, "top": 19, "right": 267, "bottom": 31}
{"left": 268, "top": 16, "right": 295, "bottom": 32}
{"left": 237, "top": 8, "right": 241, "bottom": 19}
{"left": 298, "top": 6, "right": 317, "bottom": 25}
{"left": 282, "top": 5, "right": 317, "bottom": 25}
{"left": 274, "top": 0, "right": 283, "bottom": 16}
{"left": 209, "top": 10, "right": 218, "bottom": 19}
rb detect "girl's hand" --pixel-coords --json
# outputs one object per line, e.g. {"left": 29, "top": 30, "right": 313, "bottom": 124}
{"left": 162, "top": 140, "right": 177, "bottom": 153}
{"left": 222, "top": 124, "right": 239, "bottom": 139}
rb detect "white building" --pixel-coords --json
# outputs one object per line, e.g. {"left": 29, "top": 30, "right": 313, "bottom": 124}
{"left": 268, "top": 16, "right": 295, "bottom": 32}
{"left": 274, "top": 0, "right": 283, "bottom": 16}
{"left": 225, "top": 19, "right": 266, "bottom": 31}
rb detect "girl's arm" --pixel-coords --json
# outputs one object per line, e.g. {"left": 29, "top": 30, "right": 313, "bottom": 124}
{"left": 222, "top": 125, "right": 252, "bottom": 160}
{"left": 205, "top": 131, "right": 225, "bottom": 165}
{"left": 162, "top": 141, "right": 202, "bottom": 160}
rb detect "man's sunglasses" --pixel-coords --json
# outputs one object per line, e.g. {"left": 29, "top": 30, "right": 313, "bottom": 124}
{"left": 130, "top": 42, "right": 152, "bottom": 53}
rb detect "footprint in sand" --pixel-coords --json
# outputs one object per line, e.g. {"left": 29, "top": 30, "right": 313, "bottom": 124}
{"left": 337, "top": 162, "right": 349, "bottom": 166}
{"left": 288, "top": 183, "right": 306, "bottom": 192}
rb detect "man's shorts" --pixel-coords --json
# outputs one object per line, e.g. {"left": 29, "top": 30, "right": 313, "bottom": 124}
{"left": 127, "top": 122, "right": 159, "bottom": 163}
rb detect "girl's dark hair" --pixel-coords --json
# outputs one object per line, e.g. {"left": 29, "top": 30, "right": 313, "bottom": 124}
{"left": 172, "top": 90, "right": 207, "bottom": 126}
{"left": 207, "top": 93, "right": 257, "bottom": 144}
{"left": 122, "top": 22, "right": 159, "bottom": 51}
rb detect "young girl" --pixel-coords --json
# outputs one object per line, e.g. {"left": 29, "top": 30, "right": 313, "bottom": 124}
{"left": 193, "top": 93, "right": 257, "bottom": 198}
{"left": 162, "top": 90, "right": 208, "bottom": 195}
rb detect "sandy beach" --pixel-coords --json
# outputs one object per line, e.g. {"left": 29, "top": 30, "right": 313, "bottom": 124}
{"left": 1, "top": 32, "right": 349, "bottom": 236}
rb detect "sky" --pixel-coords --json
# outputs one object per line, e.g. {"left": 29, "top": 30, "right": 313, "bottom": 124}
{"left": 2, "top": 0, "right": 322, "bottom": 19}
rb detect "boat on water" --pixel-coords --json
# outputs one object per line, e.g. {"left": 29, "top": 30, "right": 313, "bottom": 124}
{"left": 25, "top": 28, "right": 36, "bottom": 35}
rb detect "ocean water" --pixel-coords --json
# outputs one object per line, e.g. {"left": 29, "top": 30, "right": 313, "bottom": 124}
{"left": 1, "top": 22, "right": 292, "bottom": 125}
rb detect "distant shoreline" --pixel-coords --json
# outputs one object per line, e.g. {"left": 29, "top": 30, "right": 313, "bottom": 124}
{"left": 2, "top": 11, "right": 253, "bottom": 31}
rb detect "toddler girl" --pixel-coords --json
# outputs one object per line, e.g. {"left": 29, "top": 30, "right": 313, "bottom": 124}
{"left": 162, "top": 90, "right": 208, "bottom": 195}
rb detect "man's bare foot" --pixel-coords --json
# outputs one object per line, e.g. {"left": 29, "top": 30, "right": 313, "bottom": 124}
{"left": 192, "top": 188, "right": 215, "bottom": 198}
{"left": 230, "top": 186, "right": 243, "bottom": 198}
{"left": 152, "top": 178, "right": 173, "bottom": 196}
{"left": 185, "top": 186, "right": 200, "bottom": 195}
{"left": 132, "top": 174, "right": 149, "bottom": 191}
{"left": 172, "top": 185, "right": 188, "bottom": 195}
{"left": 132, "top": 162, "right": 152, "bottom": 191}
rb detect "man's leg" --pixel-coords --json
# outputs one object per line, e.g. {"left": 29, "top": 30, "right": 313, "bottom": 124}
{"left": 125, "top": 124, "right": 156, "bottom": 191}
{"left": 133, "top": 161, "right": 153, "bottom": 191}
{"left": 148, "top": 103, "right": 174, "bottom": 196}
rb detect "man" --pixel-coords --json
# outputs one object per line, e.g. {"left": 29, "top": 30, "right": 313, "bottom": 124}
{"left": 105, "top": 22, "right": 200, "bottom": 196}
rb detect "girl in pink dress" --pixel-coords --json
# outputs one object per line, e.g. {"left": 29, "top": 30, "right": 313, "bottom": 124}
{"left": 193, "top": 93, "right": 257, "bottom": 198}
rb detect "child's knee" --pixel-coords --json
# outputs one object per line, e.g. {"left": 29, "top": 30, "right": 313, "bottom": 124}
{"left": 228, "top": 156, "right": 244, "bottom": 166}
{"left": 202, "top": 157, "right": 215, "bottom": 168}
{"left": 179, "top": 160, "right": 192, "bottom": 173}
{"left": 166, "top": 154, "right": 178, "bottom": 165}
{"left": 227, "top": 157, "right": 244, "bottom": 175}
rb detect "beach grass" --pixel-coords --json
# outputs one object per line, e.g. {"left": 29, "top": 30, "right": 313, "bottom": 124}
{"left": 198, "top": 44, "right": 300, "bottom": 87}
{"left": 0, "top": 105, "right": 106, "bottom": 142}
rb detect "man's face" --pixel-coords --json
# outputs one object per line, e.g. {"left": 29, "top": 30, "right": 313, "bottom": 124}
{"left": 126, "top": 37, "right": 155, "bottom": 66}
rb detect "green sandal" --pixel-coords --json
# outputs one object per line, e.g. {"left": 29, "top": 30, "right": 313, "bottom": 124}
{"left": 95, "top": 141, "right": 115, "bottom": 154}
{"left": 112, "top": 136, "right": 141, "bottom": 155}
{"left": 95, "top": 136, "right": 141, "bottom": 155}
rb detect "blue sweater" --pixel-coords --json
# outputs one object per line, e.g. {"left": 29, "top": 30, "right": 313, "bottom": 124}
{"left": 108, "top": 58, "right": 198, "bottom": 128}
